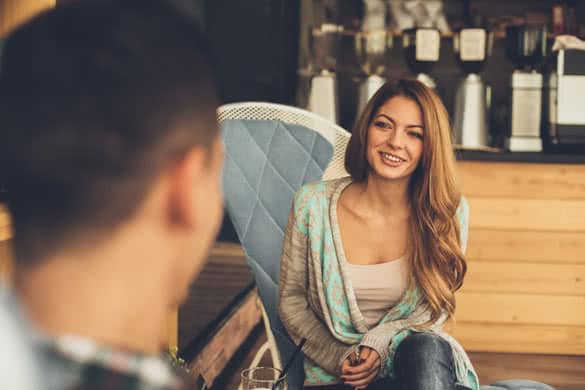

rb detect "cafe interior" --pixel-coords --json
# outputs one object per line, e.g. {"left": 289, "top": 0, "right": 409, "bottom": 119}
{"left": 0, "top": 0, "right": 584, "bottom": 389}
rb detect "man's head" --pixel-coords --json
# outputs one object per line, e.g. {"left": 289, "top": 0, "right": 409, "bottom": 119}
{"left": 0, "top": 0, "right": 223, "bottom": 301}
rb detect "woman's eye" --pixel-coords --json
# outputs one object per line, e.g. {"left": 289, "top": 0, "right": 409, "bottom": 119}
{"left": 374, "top": 121, "right": 391, "bottom": 129}
{"left": 409, "top": 131, "right": 424, "bottom": 140}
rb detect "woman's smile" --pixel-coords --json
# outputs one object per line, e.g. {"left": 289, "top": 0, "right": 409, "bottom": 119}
{"left": 379, "top": 151, "right": 406, "bottom": 167}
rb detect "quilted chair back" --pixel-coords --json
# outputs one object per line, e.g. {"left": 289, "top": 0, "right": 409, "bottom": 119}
{"left": 219, "top": 103, "right": 350, "bottom": 388}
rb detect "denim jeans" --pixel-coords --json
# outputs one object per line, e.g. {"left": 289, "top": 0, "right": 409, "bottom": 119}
{"left": 305, "top": 333, "right": 470, "bottom": 390}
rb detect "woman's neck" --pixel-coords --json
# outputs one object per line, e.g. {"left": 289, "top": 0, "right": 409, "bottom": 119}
{"left": 352, "top": 175, "right": 410, "bottom": 217}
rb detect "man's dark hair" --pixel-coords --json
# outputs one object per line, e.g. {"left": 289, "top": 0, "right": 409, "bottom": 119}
{"left": 0, "top": 0, "right": 219, "bottom": 264}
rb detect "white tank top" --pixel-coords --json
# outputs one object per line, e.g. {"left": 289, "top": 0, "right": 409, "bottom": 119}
{"left": 347, "top": 257, "right": 408, "bottom": 328}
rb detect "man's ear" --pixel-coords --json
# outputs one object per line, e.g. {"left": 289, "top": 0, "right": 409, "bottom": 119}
{"left": 166, "top": 146, "right": 207, "bottom": 229}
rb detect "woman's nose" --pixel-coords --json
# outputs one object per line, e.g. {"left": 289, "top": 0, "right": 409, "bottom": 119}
{"left": 387, "top": 128, "right": 405, "bottom": 149}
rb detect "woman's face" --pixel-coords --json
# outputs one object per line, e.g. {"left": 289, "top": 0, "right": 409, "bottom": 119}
{"left": 366, "top": 95, "right": 424, "bottom": 182}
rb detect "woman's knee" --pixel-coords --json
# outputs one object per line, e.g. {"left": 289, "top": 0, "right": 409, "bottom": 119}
{"left": 394, "top": 333, "right": 452, "bottom": 363}
{"left": 393, "top": 333, "right": 457, "bottom": 388}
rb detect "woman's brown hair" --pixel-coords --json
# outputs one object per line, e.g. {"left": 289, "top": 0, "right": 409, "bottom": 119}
{"left": 345, "top": 78, "right": 466, "bottom": 324}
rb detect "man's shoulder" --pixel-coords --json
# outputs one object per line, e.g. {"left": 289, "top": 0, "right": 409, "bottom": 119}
{"left": 39, "top": 336, "right": 194, "bottom": 390}
{"left": 0, "top": 288, "right": 43, "bottom": 390}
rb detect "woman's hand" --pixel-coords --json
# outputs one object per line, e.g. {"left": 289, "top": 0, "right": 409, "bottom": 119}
{"left": 340, "top": 346, "right": 381, "bottom": 389}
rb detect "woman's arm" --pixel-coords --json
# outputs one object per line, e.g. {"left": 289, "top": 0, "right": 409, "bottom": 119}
{"left": 278, "top": 197, "right": 355, "bottom": 375}
{"left": 358, "top": 304, "right": 439, "bottom": 365}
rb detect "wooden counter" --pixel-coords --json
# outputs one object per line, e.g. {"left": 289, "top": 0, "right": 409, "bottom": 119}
{"left": 452, "top": 161, "right": 585, "bottom": 355}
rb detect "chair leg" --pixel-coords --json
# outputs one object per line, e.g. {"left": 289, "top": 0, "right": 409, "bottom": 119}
{"left": 249, "top": 341, "right": 271, "bottom": 368}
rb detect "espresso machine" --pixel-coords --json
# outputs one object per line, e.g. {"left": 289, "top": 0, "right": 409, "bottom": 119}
{"left": 453, "top": 27, "right": 493, "bottom": 148}
{"left": 355, "top": 30, "right": 391, "bottom": 114}
{"left": 402, "top": 27, "right": 441, "bottom": 89}
{"left": 505, "top": 24, "right": 548, "bottom": 152}
{"left": 546, "top": 47, "right": 585, "bottom": 153}
{"left": 307, "top": 24, "right": 343, "bottom": 123}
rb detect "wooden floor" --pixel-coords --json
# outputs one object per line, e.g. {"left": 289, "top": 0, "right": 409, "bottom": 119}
{"left": 213, "top": 327, "right": 585, "bottom": 390}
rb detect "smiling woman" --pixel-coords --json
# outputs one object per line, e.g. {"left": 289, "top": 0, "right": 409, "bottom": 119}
{"left": 279, "top": 78, "right": 476, "bottom": 390}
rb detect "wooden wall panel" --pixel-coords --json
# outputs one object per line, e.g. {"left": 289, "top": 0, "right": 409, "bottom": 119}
{"left": 467, "top": 198, "right": 585, "bottom": 232}
{"left": 451, "top": 322, "right": 585, "bottom": 356}
{"left": 466, "top": 229, "right": 585, "bottom": 264}
{"left": 461, "top": 261, "right": 585, "bottom": 296}
{"left": 457, "top": 161, "right": 585, "bottom": 354}
{"left": 456, "top": 292, "right": 585, "bottom": 327}
{"left": 0, "top": 0, "right": 55, "bottom": 37}
{"left": 458, "top": 161, "right": 585, "bottom": 200}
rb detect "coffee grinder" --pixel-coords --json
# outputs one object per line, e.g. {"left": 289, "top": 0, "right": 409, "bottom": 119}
{"left": 402, "top": 27, "right": 441, "bottom": 89}
{"left": 307, "top": 24, "right": 343, "bottom": 123}
{"left": 546, "top": 47, "right": 585, "bottom": 153}
{"left": 505, "top": 24, "right": 548, "bottom": 152}
{"left": 453, "top": 27, "right": 493, "bottom": 148}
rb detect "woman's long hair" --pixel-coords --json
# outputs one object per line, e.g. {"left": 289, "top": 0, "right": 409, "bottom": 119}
{"left": 345, "top": 78, "right": 466, "bottom": 324}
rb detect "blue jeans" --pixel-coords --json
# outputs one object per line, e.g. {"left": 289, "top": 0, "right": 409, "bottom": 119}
{"left": 305, "top": 333, "right": 469, "bottom": 390}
